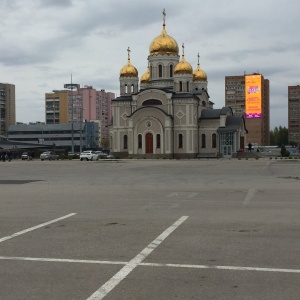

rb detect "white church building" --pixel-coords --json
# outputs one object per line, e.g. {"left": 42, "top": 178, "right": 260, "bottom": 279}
{"left": 110, "top": 11, "right": 247, "bottom": 158}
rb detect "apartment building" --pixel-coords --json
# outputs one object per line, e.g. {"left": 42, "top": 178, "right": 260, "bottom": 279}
{"left": 288, "top": 85, "right": 300, "bottom": 145}
{"left": 45, "top": 86, "right": 114, "bottom": 147}
{"left": 225, "top": 74, "right": 270, "bottom": 146}
{"left": 0, "top": 83, "right": 16, "bottom": 136}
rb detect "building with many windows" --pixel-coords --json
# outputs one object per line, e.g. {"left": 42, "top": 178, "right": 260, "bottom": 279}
{"left": 45, "top": 86, "right": 114, "bottom": 147}
{"left": 0, "top": 83, "right": 16, "bottom": 137}
{"left": 110, "top": 11, "right": 248, "bottom": 158}
{"left": 288, "top": 85, "right": 300, "bottom": 146}
{"left": 7, "top": 122, "right": 99, "bottom": 150}
{"left": 225, "top": 74, "right": 270, "bottom": 146}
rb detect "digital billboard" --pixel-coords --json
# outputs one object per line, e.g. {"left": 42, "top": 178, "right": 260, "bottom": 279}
{"left": 245, "top": 74, "right": 262, "bottom": 118}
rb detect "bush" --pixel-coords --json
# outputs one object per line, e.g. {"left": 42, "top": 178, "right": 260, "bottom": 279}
{"left": 280, "top": 145, "right": 290, "bottom": 157}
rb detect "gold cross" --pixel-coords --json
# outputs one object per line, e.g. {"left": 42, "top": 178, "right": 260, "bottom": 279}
{"left": 163, "top": 8, "right": 166, "bottom": 25}
{"left": 127, "top": 47, "right": 131, "bottom": 60}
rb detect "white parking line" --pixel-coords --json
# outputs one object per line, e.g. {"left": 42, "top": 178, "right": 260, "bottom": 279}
{"left": 140, "top": 262, "right": 300, "bottom": 274}
{"left": 86, "top": 216, "right": 189, "bottom": 300}
{"left": 0, "top": 213, "right": 76, "bottom": 243}
{"left": 0, "top": 256, "right": 127, "bottom": 265}
{"left": 0, "top": 255, "right": 299, "bottom": 274}
{"left": 243, "top": 188, "right": 256, "bottom": 206}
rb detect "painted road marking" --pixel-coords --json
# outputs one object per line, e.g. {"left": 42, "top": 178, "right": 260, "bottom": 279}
{"left": 86, "top": 216, "right": 189, "bottom": 300}
{"left": 140, "top": 262, "right": 300, "bottom": 274}
{"left": 243, "top": 188, "right": 256, "bottom": 206}
{"left": 0, "top": 255, "right": 299, "bottom": 274}
{"left": 166, "top": 192, "right": 198, "bottom": 198}
{"left": 0, "top": 213, "right": 76, "bottom": 243}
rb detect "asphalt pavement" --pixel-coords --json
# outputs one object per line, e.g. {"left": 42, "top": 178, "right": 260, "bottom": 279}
{"left": 0, "top": 158, "right": 299, "bottom": 299}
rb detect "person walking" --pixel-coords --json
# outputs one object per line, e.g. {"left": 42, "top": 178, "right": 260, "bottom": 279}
{"left": 248, "top": 143, "right": 252, "bottom": 152}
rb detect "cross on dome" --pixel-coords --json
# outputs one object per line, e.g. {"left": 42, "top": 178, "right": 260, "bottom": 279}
{"left": 127, "top": 47, "right": 131, "bottom": 61}
{"left": 163, "top": 8, "right": 166, "bottom": 26}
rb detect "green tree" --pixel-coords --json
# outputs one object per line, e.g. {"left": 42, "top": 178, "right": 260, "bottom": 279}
{"left": 270, "top": 126, "right": 288, "bottom": 146}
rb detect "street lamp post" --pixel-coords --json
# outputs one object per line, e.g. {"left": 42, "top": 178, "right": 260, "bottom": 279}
{"left": 79, "top": 107, "right": 86, "bottom": 153}
{"left": 64, "top": 77, "right": 79, "bottom": 153}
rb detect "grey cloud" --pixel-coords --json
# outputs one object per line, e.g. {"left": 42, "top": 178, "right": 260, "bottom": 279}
{"left": 37, "top": 0, "right": 73, "bottom": 7}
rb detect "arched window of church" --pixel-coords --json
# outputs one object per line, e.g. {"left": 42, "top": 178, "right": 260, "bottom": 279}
{"left": 159, "top": 64, "right": 163, "bottom": 78}
{"left": 142, "top": 99, "right": 162, "bottom": 106}
{"left": 131, "top": 84, "right": 134, "bottom": 93}
{"left": 187, "top": 81, "right": 189, "bottom": 92}
{"left": 138, "top": 134, "right": 142, "bottom": 149}
{"left": 178, "top": 134, "right": 183, "bottom": 148}
{"left": 125, "top": 84, "right": 128, "bottom": 94}
{"left": 201, "top": 134, "right": 206, "bottom": 148}
{"left": 212, "top": 133, "right": 217, "bottom": 148}
{"left": 179, "top": 81, "right": 183, "bottom": 92}
{"left": 150, "top": 65, "right": 152, "bottom": 79}
{"left": 170, "top": 65, "right": 173, "bottom": 77}
{"left": 123, "top": 135, "right": 128, "bottom": 149}
{"left": 156, "top": 134, "right": 161, "bottom": 149}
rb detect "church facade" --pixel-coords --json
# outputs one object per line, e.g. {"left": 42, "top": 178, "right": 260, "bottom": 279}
{"left": 110, "top": 13, "right": 247, "bottom": 158}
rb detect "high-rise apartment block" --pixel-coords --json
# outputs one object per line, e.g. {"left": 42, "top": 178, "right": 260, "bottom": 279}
{"left": 45, "top": 91, "right": 69, "bottom": 124}
{"left": 45, "top": 85, "right": 114, "bottom": 146}
{"left": 0, "top": 83, "right": 16, "bottom": 136}
{"left": 225, "top": 74, "right": 270, "bottom": 146}
{"left": 288, "top": 85, "right": 300, "bottom": 145}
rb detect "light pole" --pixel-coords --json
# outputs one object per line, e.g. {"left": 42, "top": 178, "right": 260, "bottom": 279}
{"left": 79, "top": 107, "right": 85, "bottom": 153}
{"left": 64, "top": 77, "right": 79, "bottom": 153}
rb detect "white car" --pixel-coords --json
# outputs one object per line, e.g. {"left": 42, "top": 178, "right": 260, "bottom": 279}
{"left": 80, "top": 150, "right": 98, "bottom": 161}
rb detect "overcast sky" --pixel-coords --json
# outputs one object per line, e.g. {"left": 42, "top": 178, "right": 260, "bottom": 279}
{"left": 1, "top": 0, "right": 300, "bottom": 129}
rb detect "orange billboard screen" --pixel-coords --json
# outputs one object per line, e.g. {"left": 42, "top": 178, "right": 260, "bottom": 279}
{"left": 245, "top": 74, "right": 262, "bottom": 118}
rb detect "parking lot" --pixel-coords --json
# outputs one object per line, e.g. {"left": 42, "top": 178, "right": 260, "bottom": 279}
{"left": 0, "top": 158, "right": 299, "bottom": 299}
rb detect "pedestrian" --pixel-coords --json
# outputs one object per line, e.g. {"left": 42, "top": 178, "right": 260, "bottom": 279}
{"left": 2, "top": 151, "right": 6, "bottom": 162}
{"left": 248, "top": 143, "right": 252, "bottom": 152}
{"left": 7, "top": 150, "right": 12, "bottom": 162}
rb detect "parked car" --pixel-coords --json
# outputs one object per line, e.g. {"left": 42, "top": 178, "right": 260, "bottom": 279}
{"left": 95, "top": 151, "right": 108, "bottom": 159}
{"left": 80, "top": 150, "right": 99, "bottom": 161}
{"left": 40, "top": 151, "right": 59, "bottom": 161}
{"left": 21, "top": 152, "right": 29, "bottom": 160}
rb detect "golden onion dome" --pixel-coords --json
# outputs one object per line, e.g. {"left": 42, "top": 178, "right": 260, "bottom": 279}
{"left": 149, "top": 10, "right": 178, "bottom": 56}
{"left": 120, "top": 47, "right": 138, "bottom": 78}
{"left": 174, "top": 44, "right": 193, "bottom": 75}
{"left": 140, "top": 67, "right": 150, "bottom": 84}
{"left": 193, "top": 53, "right": 207, "bottom": 81}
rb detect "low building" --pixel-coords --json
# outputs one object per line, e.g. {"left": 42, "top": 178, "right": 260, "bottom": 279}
{"left": 7, "top": 122, "right": 99, "bottom": 151}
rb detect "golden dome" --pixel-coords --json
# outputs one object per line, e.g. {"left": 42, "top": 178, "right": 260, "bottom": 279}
{"left": 149, "top": 26, "right": 179, "bottom": 56}
{"left": 149, "top": 10, "right": 178, "bottom": 56}
{"left": 193, "top": 53, "right": 207, "bottom": 81}
{"left": 174, "top": 44, "right": 193, "bottom": 75}
{"left": 140, "top": 67, "right": 150, "bottom": 84}
{"left": 120, "top": 47, "right": 138, "bottom": 78}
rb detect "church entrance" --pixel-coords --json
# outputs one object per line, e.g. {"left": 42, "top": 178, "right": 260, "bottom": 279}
{"left": 145, "top": 133, "right": 153, "bottom": 153}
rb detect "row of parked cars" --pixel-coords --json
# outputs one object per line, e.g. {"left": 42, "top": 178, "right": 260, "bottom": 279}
{"left": 21, "top": 150, "right": 112, "bottom": 161}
